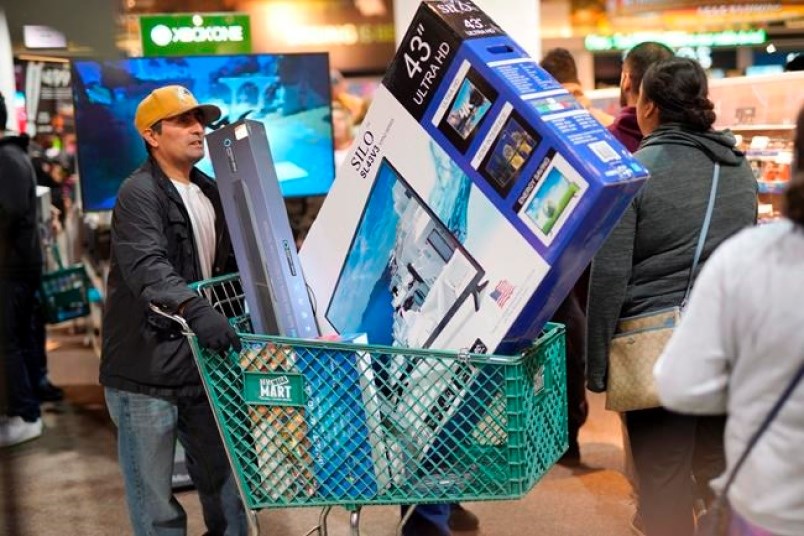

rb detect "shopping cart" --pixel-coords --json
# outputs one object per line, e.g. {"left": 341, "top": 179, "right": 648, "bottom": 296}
{"left": 152, "top": 273, "right": 567, "bottom": 536}
{"left": 40, "top": 244, "right": 92, "bottom": 324}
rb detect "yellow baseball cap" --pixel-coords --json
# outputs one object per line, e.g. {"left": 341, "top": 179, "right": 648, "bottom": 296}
{"left": 134, "top": 85, "right": 221, "bottom": 135}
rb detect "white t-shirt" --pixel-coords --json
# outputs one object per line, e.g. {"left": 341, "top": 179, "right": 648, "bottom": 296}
{"left": 655, "top": 220, "right": 804, "bottom": 536}
{"left": 170, "top": 179, "right": 216, "bottom": 280}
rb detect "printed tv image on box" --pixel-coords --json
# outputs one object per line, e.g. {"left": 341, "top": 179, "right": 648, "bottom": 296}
{"left": 436, "top": 63, "right": 499, "bottom": 154}
{"left": 517, "top": 151, "right": 589, "bottom": 246}
{"left": 326, "top": 157, "right": 487, "bottom": 349}
{"left": 476, "top": 108, "right": 542, "bottom": 198}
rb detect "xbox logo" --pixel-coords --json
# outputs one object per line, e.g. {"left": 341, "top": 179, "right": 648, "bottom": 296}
{"left": 150, "top": 24, "right": 172, "bottom": 47}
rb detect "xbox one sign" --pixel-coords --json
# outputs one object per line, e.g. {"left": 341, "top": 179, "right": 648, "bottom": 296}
{"left": 149, "top": 22, "right": 243, "bottom": 47}
{"left": 140, "top": 13, "right": 251, "bottom": 56}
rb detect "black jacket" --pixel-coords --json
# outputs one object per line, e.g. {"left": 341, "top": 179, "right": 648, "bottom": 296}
{"left": 0, "top": 134, "right": 43, "bottom": 281}
{"left": 587, "top": 125, "right": 758, "bottom": 392}
{"left": 100, "top": 158, "right": 236, "bottom": 397}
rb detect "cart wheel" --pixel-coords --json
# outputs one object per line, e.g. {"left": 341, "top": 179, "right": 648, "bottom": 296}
{"left": 302, "top": 506, "right": 332, "bottom": 536}
{"left": 246, "top": 509, "right": 260, "bottom": 536}
{"left": 396, "top": 506, "right": 416, "bottom": 536}
{"left": 349, "top": 508, "right": 361, "bottom": 536}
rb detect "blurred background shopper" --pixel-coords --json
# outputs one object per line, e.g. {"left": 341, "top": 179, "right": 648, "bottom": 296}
{"left": 0, "top": 92, "right": 45, "bottom": 447}
{"left": 540, "top": 47, "right": 613, "bottom": 127}
{"left": 655, "top": 104, "right": 804, "bottom": 536}
{"left": 332, "top": 101, "right": 356, "bottom": 169}
{"left": 538, "top": 47, "right": 591, "bottom": 466}
{"left": 586, "top": 57, "right": 758, "bottom": 536}
{"left": 608, "top": 42, "right": 674, "bottom": 153}
{"left": 538, "top": 43, "right": 673, "bottom": 468}
{"left": 605, "top": 40, "right": 675, "bottom": 533}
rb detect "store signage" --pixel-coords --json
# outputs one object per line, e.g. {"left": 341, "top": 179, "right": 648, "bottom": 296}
{"left": 242, "top": 371, "right": 306, "bottom": 407}
{"left": 22, "top": 61, "right": 74, "bottom": 136}
{"left": 610, "top": 0, "right": 794, "bottom": 16}
{"left": 584, "top": 29, "right": 767, "bottom": 51}
{"left": 140, "top": 13, "right": 251, "bottom": 56}
{"left": 245, "top": 0, "right": 395, "bottom": 72}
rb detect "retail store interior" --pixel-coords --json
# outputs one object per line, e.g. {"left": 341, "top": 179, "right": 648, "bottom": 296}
{"left": 1, "top": 0, "right": 802, "bottom": 535}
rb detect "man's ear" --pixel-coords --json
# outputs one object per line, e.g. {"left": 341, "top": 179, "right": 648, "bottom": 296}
{"left": 621, "top": 71, "right": 632, "bottom": 95}
{"left": 643, "top": 98, "right": 658, "bottom": 120}
{"left": 142, "top": 129, "right": 159, "bottom": 150}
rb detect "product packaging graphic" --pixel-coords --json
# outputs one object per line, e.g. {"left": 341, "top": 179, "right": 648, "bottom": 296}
{"left": 240, "top": 333, "right": 386, "bottom": 500}
{"left": 209, "top": 121, "right": 401, "bottom": 497}
{"left": 207, "top": 120, "right": 319, "bottom": 338}
{"left": 301, "top": 0, "right": 649, "bottom": 356}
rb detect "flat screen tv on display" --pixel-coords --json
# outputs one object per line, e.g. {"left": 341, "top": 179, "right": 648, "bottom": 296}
{"left": 71, "top": 53, "right": 335, "bottom": 212}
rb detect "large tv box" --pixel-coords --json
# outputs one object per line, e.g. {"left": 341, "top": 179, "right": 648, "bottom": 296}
{"left": 300, "top": 0, "right": 650, "bottom": 356}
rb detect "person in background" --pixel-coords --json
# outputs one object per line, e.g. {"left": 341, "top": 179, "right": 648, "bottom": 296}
{"left": 604, "top": 40, "right": 676, "bottom": 534}
{"left": 30, "top": 137, "right": 67, "bottom": 224}
{"left": 540, "top": 47, "right": 613, "bottom": 127}
{"left": 332, "top": 101, "right": 355, "bottom": 169}
{"left": 101, "top": 85, "right": 245, "bottom": 535}
{"left": 331, "top": 69, "right": 368, "bottom": 125}
{"left": 586, "top": 57, "right": 758, "bottom": 536}
{"left": 538, "top": 46, "right": 602, "bottom": 466}
{"left": 0, "top": 92, "right": 45, "bottom": 447}
{"left": 30, "top": 292, "right": 64, "bottom": 403}
{"left": 608, "top": 42, "right": 675, "bottom": 153}
{"left": 655, "top": 104, "right": 804, "bottom": 536}
{"left": 783, "top": 53, "right": 804, "bottom": 72}
{"left": 27, "top": 138, "right": 66, "bottom": 404}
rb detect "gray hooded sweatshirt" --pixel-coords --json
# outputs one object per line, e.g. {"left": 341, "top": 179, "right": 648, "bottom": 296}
{"left": 586, "top": 123, "right": 758, "bottom": 392}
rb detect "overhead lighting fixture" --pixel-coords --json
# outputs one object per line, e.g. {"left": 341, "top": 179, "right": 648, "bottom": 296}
{"left": 23, "top": 25, "right": 67, "bottom": 49}
{"left": 585, "top": 30, "right": 767, "bottom": 52}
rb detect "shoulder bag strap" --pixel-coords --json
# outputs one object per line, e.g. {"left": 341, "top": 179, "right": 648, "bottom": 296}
{"left": 719, "top": 359, "right": 804, "bottom": 496}
{"left": 682, "top": 163, "right": 720, "bottom": 307}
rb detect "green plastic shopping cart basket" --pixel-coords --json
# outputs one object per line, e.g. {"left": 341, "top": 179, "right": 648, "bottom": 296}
{"left": 154, "top": 273, "right": 567, "bottom": 536}
{"left": 40, "top": 244, "right": 92, "bottom": 324}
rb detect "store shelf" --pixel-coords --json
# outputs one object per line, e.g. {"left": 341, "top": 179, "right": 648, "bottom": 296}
{"left": 757, "top": 181, "right": 789, "bottom": 195}
{"left": 728, "top": 124, "right": 796, "bottom": 132}
{"left": 745, "top": 149, "right": 793, "bottom": 160}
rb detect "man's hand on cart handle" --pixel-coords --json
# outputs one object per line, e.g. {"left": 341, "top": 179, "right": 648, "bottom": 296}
{"left": 180, "top": 297, "right": 242, "bottom": 354}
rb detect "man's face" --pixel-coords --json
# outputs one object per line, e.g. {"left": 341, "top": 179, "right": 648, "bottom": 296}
{"left": 147, "top": 109, "right": 206, "bottom": 166}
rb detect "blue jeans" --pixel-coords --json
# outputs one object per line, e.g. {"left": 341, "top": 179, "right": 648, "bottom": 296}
{"left": 105, "top": 388, "right": 246, "bottom": 536}
{"left": 401, "top": 504, "right": 451, "bottom": 535}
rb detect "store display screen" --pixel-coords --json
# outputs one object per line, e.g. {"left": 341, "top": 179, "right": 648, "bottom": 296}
{"left": 71, "top": 53, "right": 335, "bottom": 211}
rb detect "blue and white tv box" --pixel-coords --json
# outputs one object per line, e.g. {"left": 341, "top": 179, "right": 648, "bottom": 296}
{"left": 301, "top": 0, "right": 649, "bottom": 356}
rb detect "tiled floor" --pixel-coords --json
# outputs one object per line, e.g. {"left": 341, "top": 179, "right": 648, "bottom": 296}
{"left": 0, "top": 327, "right": 634, "bottom": 536}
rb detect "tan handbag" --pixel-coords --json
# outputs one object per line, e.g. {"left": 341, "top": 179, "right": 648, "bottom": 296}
{"left": 605, "top": 164, "right": 721, "bottom": 412}
{"left": 605, "top": 308, "right": 680, "bottom": 411}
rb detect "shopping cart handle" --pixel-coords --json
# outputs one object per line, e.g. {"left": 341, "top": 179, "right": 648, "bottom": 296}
{"left": 148, "top": 303, "right": 191, "bottom": 333}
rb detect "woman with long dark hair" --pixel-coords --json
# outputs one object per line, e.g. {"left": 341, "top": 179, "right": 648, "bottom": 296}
{"left": 586, "top": 57, "right": 758, "bottom": 535}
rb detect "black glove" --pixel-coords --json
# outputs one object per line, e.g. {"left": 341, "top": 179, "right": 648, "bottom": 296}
{"left": 182, "top": 298, "right": 242, "bottom": 354}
